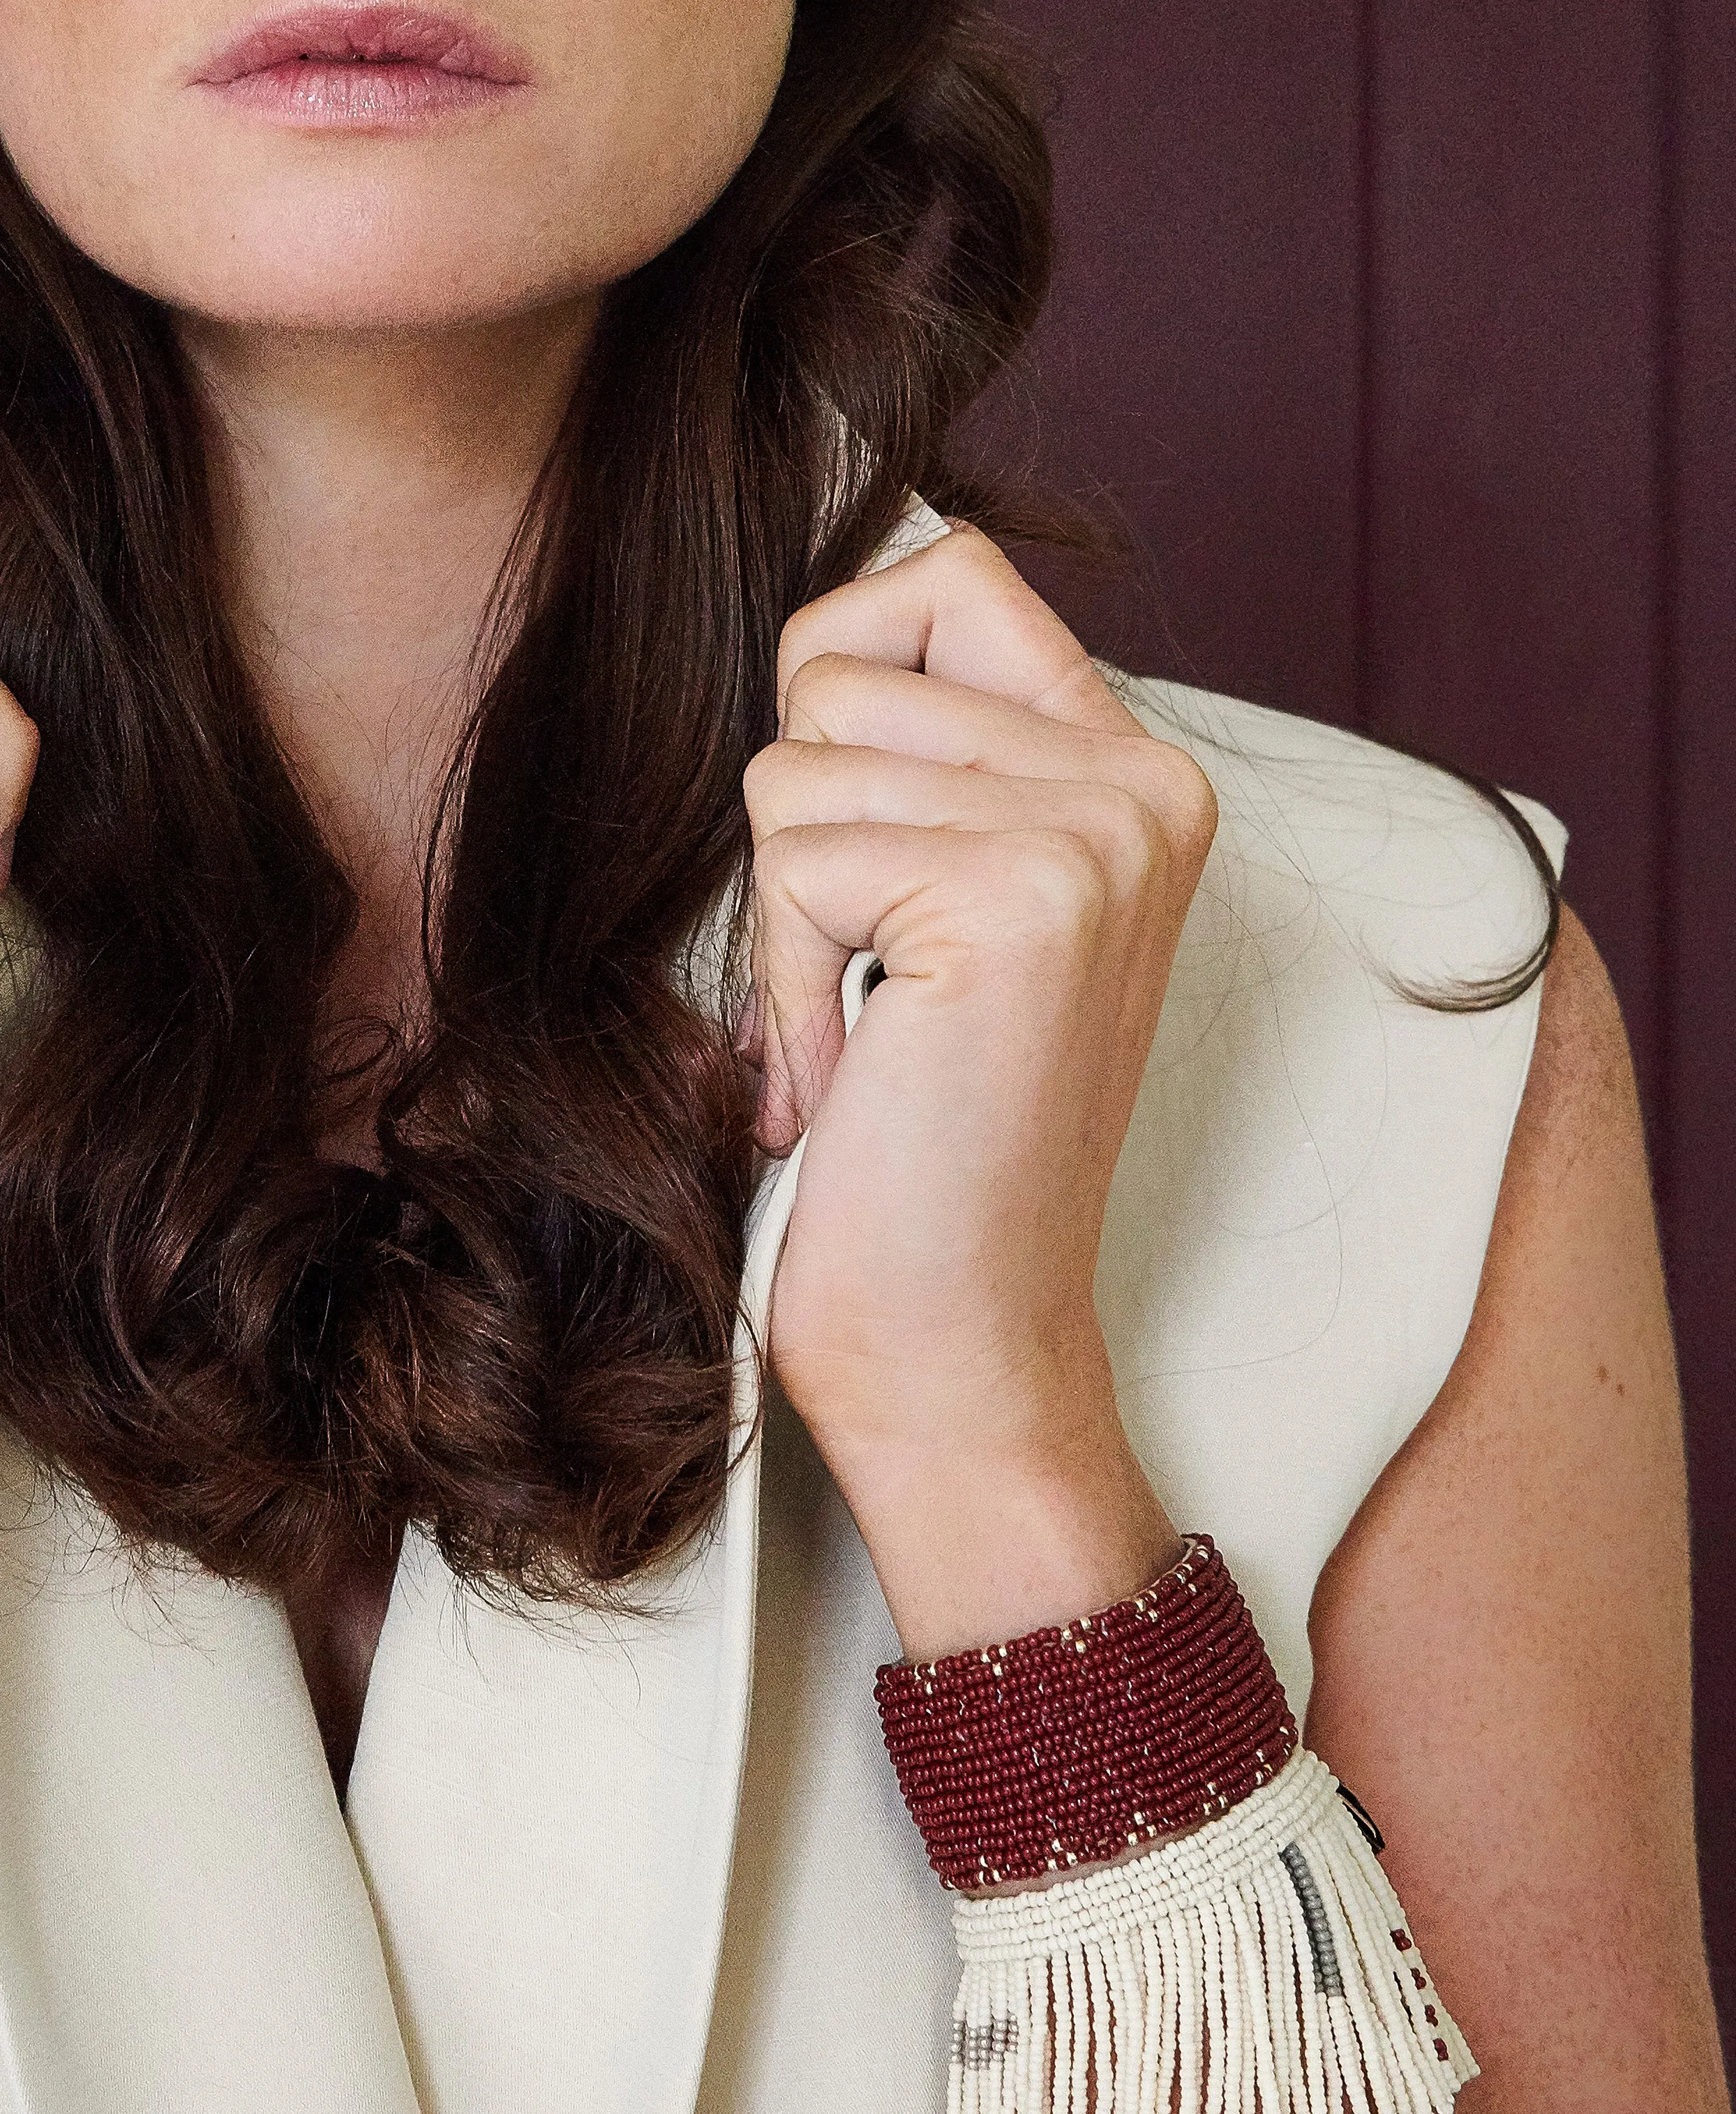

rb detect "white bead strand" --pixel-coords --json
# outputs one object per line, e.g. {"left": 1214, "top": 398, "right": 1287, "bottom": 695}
{"left": 947, "top": 1748, "right": 1478, "bottom": 2114}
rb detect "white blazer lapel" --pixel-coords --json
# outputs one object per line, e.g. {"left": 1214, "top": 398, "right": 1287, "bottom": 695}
{"left": 0, "top": 1431, "right": 421, "bottom": 2114}
{"left": 340, "top": 1133, "right": 807, "bottom": 2114}
{"left": 338, "top": 950, "right": 886, "bottom": 2114}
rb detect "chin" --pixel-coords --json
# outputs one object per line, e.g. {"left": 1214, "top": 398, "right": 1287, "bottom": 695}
{"left": 36, "top": 173, "right": 609, "bottom": 333}
{"left": 158, "top": 224, "right": 594, "bottom": 335}
{"left": 20, "top": 131, "right": 719, "bottom": 336}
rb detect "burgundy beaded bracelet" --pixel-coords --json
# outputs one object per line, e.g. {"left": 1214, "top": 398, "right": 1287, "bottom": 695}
{"left": 874, "top": 1534, "right": 1299, "bottom": 1890}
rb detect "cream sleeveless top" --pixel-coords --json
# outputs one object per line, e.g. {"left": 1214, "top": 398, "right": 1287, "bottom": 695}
{"left": 700, "top": 671, "right": 1566, "bottom": 2111}
{"left": 0, "top": 522, "right": 1564, "bottom": 2114}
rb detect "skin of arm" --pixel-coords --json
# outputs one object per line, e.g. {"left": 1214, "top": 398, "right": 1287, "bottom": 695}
{"left": 1305, "top": 905, "right": 1730, "bottom": 2113}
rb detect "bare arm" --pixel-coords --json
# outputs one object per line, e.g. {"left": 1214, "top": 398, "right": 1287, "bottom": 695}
{"left": 1305, "top": 905, "right": 1729, "bottom": 2112}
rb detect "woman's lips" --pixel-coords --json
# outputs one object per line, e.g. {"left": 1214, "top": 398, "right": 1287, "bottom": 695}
{"left": 193, "top": 6, "right": 530, "bottom": 126}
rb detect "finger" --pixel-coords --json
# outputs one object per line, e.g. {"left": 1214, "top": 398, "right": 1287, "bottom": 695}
{"left": 747, "top": 870, "right": 851, "bottom": 1154}
{"left": 777, "top": 521, "right": 1132, "bottom": 736}
{"left": 743, "top": 738, "right": 1169, "bottom": 905}
{"left": 749, "top": 820, "right": 1119, "bottom": 1149}
{"left": 0, "top": 682, "right": 40, "bottom": 890}
{"left": 779, "top": 654, "right": 1212, "bottom": 839}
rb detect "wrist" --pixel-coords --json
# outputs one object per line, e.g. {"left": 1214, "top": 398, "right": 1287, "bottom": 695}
{"left": 820, "top": 1408, "right": 1183, "bottom": 1665}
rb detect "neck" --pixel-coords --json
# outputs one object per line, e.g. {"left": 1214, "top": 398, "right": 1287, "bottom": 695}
{"left": 184, "top": 301, "right": 595, "bottom": 862}
{"left": 179, "top": 299, "right": 598, "bottom": 1157}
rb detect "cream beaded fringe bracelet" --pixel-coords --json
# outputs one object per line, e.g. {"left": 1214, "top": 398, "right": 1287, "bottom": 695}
{"left": 946, "top": 1746, "right": 1476, "bottom": 2114}
{"left": 873, "top": 1534, "right": 1477, "bottom": 2113}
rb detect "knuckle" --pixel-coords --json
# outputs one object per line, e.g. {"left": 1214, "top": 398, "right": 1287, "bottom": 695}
{"left": 1125, "top": 740, "right": 1219, "bottom": 865}
{"left": 1084, "top": 779, "right": 1166, "bottom": 882}
{"left": 776, "top": 596, "right": 826, "bottom": 668}
{"left": 776, "top": 600, "right": 851, "bottom": 701}
{"left": 740, "top": 742, "right": 784, "bottom": 821}
{"left": 947, "top": 537, "right": 1027, "bottom": 617}
{"left": 1003, "top": 826, "right": 1110, "bottom": 938}
{"left": 742, "top": 737, "right": 841, "bottom": 839}
{"left": 751, "top": 819, "right": 831, "bottom": 903}
{"left": 1157, "top": 747, "right": 1220, "bottom": 860}
{"left": 740, "top": 740, "right": 777, "bottom": 791}
{"left": 780, "top": 650, "right": 857, "bottom": 731}
{"left": 931, "top": 535, "right": 1091, "bottom": 691}
{"left": 927, "top": 521, "right": 1032, "bottom": 613}
{"left": 749, "top": 824, "right": 798, "bottom": 897}
{"left": 933, "top": 519, "right": 1012, "bottom": 579}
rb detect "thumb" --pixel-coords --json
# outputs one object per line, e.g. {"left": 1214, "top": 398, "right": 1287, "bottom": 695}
{"left": 0, "top": 682, "right": 40, "bottom": 891}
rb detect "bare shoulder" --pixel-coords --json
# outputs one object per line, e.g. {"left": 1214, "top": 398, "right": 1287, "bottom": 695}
{"left": 1463, "top": 904, "right": 1668, "bottom": 1374}
{"left": 1304, "top": 904, "right": 1730, "bottom": 2111}
{"left": 1509, "top": 904, "right": 1643, "bottom": 1175}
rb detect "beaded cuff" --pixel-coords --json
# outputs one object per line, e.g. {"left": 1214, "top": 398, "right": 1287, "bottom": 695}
{"left": 874, "top": 1533, "right": 1299, "bottom": 1890}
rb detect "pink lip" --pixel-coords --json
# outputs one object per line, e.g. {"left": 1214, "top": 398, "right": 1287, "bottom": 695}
{"left": 193, "top": 6, "right": 530, "bottom": 126}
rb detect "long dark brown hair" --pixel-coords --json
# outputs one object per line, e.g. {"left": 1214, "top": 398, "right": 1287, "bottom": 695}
{"left": 0, "top": 0, "right": 1557, "bottom": 1614}
{"left": 0, "top": 0, "right": 1059, "bottom": 1606}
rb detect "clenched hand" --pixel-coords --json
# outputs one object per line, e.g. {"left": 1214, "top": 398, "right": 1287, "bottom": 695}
{"left": 742, "top": 523, "right": 1215, "bottom": 1662}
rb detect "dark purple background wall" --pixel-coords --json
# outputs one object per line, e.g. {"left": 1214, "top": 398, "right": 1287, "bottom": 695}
{"left": 975, "top": 0, "right": 1735, "bottom": 2061}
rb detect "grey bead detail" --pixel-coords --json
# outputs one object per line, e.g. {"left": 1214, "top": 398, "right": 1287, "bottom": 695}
{"left": 952, "top": 2015, "right": 1021, "bottom": 2070}
{"left": 1280, "top": 1843, "right": 1345, "bottom": 1997}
